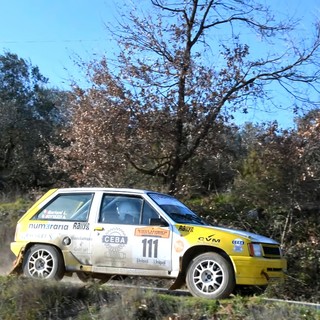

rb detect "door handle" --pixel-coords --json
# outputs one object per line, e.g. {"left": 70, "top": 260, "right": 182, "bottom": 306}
{"left": 94, "top": 227, "right": 105, "bottom": 231}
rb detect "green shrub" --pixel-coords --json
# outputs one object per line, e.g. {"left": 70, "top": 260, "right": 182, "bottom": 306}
{"left": 0, "top": 277, "right": 319, "bottom": 319}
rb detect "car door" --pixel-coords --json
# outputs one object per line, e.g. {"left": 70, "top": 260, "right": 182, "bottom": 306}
{"left": 91, "top": 194, "right": 172, "bottom": 272}
{"left": 32, "top": 192, "right": 94, "bottom": 265}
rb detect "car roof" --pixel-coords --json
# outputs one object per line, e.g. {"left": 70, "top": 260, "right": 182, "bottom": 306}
{"left": 55, "top": 187, "right": 161, "bottom": 195}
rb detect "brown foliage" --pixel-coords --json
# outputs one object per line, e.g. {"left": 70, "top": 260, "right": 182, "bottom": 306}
{"left": 51, "top": 0, "right": 320, "bottom": 194}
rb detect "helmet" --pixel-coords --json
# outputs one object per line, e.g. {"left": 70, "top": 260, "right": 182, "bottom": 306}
{"left": 117, "top": 201, "right": 140, "bottom": 222}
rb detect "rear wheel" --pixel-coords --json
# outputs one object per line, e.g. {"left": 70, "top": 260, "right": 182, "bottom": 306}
{"left": 186, "top": 252, "right": 235, "bottom": 299}
{"left": 23, "top": 245, "right": 65, "bottom": 280}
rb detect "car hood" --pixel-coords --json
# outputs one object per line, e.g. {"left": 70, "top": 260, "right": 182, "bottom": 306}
{"left": 211, "top": 225, "right": 279, "bottom": 244}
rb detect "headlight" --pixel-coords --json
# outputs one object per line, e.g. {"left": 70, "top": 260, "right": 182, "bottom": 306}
{"left": 248, "top": 243, "right": 263, "bottom": 257}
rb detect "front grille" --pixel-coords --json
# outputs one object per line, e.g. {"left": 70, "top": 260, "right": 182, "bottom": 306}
{"left": 262, "top": 245, "right": 281, "bottom": 258}
{"left": 267, "top": 268, "right": 283, "bottom": 272}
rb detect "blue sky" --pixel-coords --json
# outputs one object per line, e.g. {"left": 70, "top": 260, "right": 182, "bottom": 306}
{"left": 0, "top": 0, "right": 121, "bottom": 87}
{"left": 0, "top": 0, "right": 319, "bottom": 128}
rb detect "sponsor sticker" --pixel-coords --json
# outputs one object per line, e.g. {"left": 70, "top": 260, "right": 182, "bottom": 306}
{"left": 41, "top": 209, "right": 66, "bottom": 219}
{"left": 134, "top": 227, "right": 170, "bottom": 238}
{"left": 174, "top": 239, "right": 185, "bottom": 253}
{"left": 73, "top": 222, "right": 90, "bottom": 230}
{"left": 178, "top": 225, "right": 194, "bottom": 233}
{"left": 21, "top": 232, "right": 53, "bottom": 240}
{"left": 198, "top": 234, "right": 221, "bottom": 244}
{"left": 232, "top": 238, "right": 245, "bottom": 252}
{"left": 102, "top": 228, "right": 128, "bottom": 251}
{"left": 29, "top": 223, "right": 69, "bottom": 230}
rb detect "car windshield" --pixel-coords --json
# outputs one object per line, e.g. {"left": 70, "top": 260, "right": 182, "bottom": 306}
{"left": 148, "top": 193, "right": 206, "bottom": 225}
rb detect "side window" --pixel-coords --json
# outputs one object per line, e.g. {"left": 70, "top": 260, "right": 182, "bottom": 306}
{"left": 141, "top": 202, "right": 160, "bottom": 225}
{"left": 99, "top": 195, "right": 118, "bottom": 223}
{"left": 99, "top": 195, "right": 143, "bottom": 225}
{"left": 33, "top": 193, "right": 93, "bottom": 221}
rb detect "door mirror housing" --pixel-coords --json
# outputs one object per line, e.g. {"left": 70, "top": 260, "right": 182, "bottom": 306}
{"left": 149, "top": 218, "right": 168, "bottom": 227}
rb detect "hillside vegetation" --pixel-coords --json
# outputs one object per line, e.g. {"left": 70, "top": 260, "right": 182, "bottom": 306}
{"left": 0, "top": 276, "right": 319, "bottom": 320}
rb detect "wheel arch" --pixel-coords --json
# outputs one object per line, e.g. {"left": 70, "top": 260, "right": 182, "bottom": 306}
{"left": 23, "top": 242, "right": 91, "bottom": 274}
{"left": 10, "top": 242, "right": 66, "bottom": 276}
{"left": 181, "top": 245, "right": 235, "bottom": 276}
{"left": 169, "top": 245, "right": 236, "bottom": 291}
{"left": 25, "top": 241, "right": 63, "bottom": 255}
{"left": 22, "top": 242, "right": 66, "bottom": 280}
{"left": 23, "top": 242, "right": 66, "bottom": 268}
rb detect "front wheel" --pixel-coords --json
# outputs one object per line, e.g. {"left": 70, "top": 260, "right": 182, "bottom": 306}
{"left": 186, "top": 252, "right": 235, "bottom": 299}
{"left": 23, "top": 245, "right": 65, "bottom": 280}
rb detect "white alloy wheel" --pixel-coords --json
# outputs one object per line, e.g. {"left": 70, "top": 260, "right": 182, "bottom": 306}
{"left": 186, "top": 252, "right": 235, "bottom": 299}
{"left": 23, "top": 245, "right": 64, "bottom": 280}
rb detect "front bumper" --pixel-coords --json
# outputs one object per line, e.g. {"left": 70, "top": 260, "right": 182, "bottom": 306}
{"left": 232, "top": 256, "right": 287, "bottom": 285}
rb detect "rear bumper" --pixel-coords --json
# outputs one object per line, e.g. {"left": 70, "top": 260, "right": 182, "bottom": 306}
{"left": 232, "top": 256, "right": 287, "bottom": 286}
{"left": 9, "top": 241, "right": 28, "bottom": 275}
{"left": 9, "top": 248, "right": 24, "bottom": 275}
{"left": 11, "top": 241, "right": 25, "bottom": 257}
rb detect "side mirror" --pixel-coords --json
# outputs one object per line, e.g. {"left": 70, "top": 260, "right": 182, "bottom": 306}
{"left": 149, "top": 218, "right": 168, "bottom": 227}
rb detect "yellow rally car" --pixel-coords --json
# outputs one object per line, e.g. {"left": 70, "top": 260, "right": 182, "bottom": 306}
{"left": 10, "top": 188, "right": 287, "bottom": 299}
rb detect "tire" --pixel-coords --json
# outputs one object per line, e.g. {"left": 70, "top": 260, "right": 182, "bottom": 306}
{"left": 23, "top": 245, "right": 65, "bottom": 280}
{"left": 186, "top": 252, "right": 235, "bottom": 299}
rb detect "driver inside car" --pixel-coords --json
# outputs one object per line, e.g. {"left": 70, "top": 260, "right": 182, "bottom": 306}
{"left": 116, "top": 201, "right": 140, "bottom": 224}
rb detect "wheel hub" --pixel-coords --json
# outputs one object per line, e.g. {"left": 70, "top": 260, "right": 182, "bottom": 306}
{"left": 193, "top": 260, "right": 224, "bottom": 294}
{"left": 35, "top": 258, "right": 45, "bottom": 270}
{"left": 202, "top": 270, "right": 213, "bottom": 282}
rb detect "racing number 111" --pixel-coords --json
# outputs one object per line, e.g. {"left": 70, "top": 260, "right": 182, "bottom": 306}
{"left": 142, "top": 239, "right": 158, "bottom": 258}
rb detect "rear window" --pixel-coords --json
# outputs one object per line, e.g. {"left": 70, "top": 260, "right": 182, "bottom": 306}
{"left": 32, "top": 193, "right": 93, "bottom": 221}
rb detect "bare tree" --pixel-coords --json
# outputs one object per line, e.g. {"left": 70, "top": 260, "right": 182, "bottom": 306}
{"left": 57, "top": 0, "right": 320, "bottom": 193}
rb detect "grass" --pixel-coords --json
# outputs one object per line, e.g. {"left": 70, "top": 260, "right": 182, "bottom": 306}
{"left": 0, "top": 276, "right": 319, "bottom": 320}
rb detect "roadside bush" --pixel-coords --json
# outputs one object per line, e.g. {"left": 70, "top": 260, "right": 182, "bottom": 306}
{"left": 0, "top": 277, "right": 319, "bottom": 320}
{"left": 0, "top": 197, "right": 32, "bottom": 273}
{"left": 0, "top": 277, "right": 91, "bottom": 319}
